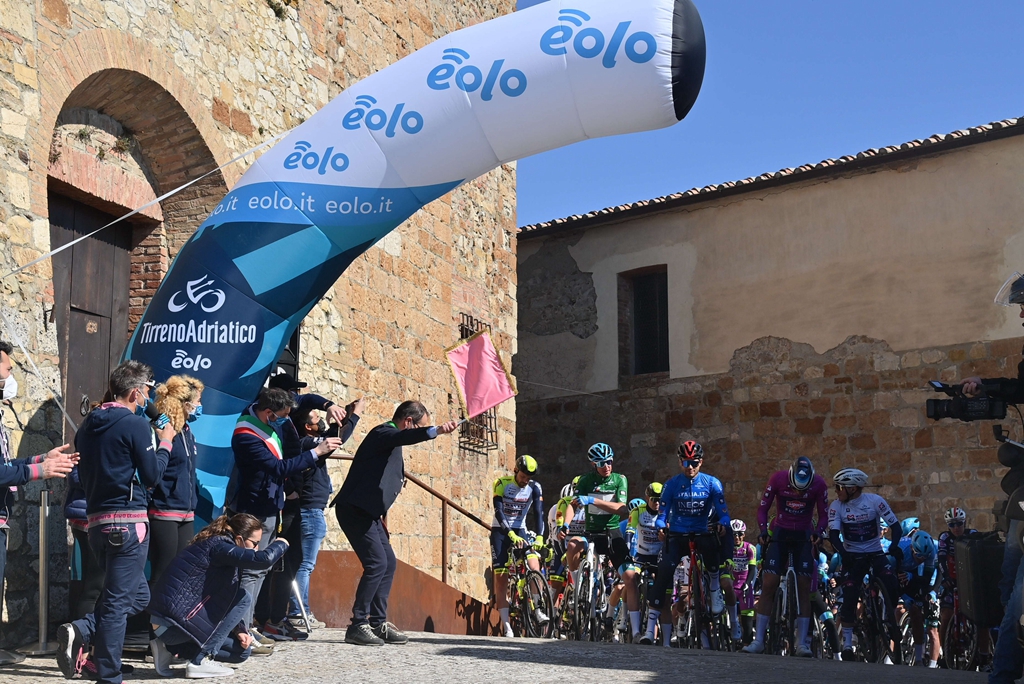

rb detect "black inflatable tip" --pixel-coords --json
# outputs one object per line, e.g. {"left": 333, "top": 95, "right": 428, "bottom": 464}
{"left": 671, "top": 0, "right": 707, "bottom": 121}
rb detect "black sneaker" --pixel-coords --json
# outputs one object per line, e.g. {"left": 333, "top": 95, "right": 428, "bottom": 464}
{"left": 841, "top": 647, "right": 855, "bottom": 662}
{"left": 345, "top": 623, "right": 385, "bottom": 646}
{"left": 372, "top": 622, "right": 409, "bottom": 645}
{"left": 57, "top": 623, "right": 85, "bottom": 679}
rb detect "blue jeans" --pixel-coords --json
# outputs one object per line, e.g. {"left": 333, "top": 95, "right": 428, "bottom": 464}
{"left": 238, "top": 515, "right": 276, "bottom": 628}
{"left": 289, "top": 508, "right": 327, "bottom": 616}
{"left": 992, "top": 520, "right": 1024, "bottom": 683}
{"left": 157, "top": 587, "right": 252, "bottom": 665}
{"left": 72, "top": 523, "right": 150, "bottom": 684}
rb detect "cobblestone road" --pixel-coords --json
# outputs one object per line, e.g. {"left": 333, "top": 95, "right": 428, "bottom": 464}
{"left": 1, "top": 630, "right": 988, "bottom": 684}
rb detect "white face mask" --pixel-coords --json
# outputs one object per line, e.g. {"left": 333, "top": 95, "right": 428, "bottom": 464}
{"left": 2, "top": 375, "right": 17, "bottom": 400}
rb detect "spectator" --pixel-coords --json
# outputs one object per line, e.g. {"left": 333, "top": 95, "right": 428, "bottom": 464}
{"left": 330, "top": 400, "right": 458, "bottom": 646}
{"left": 56, "top": 360, "right": 176, "bottom": 683}
{"left": 148, "top": 513, "right": 288, "bottom": 678}
{"left": 0, "top": 340, "right": 77, "bottom": 666}
{"left": 149, "top": 375, "right": 204, "bottom": 586}
{"left": 289, "top": 400, "right": 363, "bottom": 627}
{"left": 230, "top": 387, "right": 340, "bottom": 643}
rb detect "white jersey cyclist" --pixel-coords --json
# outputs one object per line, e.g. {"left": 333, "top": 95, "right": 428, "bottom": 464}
{"left": 827, "top": 492, "right": 899, "bottom": 554}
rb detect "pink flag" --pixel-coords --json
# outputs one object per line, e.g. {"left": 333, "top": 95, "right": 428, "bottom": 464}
{"left": 445, "top": 331, "right": 517, "bottom": 418}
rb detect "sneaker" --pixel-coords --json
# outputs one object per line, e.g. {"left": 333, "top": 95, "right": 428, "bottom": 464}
{"left": 795, "top": 644, "right": 813, "bottom": 658}
{"left": 57, "top": 623, "right": 86, "bottom": 679}
{"left": 289, "top": 613, "right": 326, "bottom": 630}
{"left": 633, "top": 632, "right": 645, "bottom": 644}
{"left": 612, "top": 632, "right": 621, "bottom": 644}
{"left": 882, "top": 655, "right": 893, "bottom": 665}
{"left": 77, "top": 658, "right": 133, "bottom": 681}
{"left": 841, "top": 647, "right": 855, "bottom": 662}
{"left": 0, "top": 649, "right": 25, "bottom": 665}
{"left": 534, "top": 608, "right": 550, "bottom": 625}
{"left": 249, "top": 628, "right": 274, "bottom": 647}
{"left": 710, "top": 589, "right": 725, "bottom": 615}
{"left": 263, "top": 619, "right": 308, "bottom": 641}
{"left": 834, "top": 651, "right": 843, "bottom": 662}
{"left": 371, "top": 622, "right": 409, "bottom": 645}
{"left": 742, "top": 640, "right": 765, "bottom": 654}
{"left": 502, "top": 622, "right": 515, "bottom": 638}
{"left": 345, "top": 623, "right": 385, "bottom": 646}
{"left": 151, "top": 639, "right": 175, "bottom": 677}
{"left": 250, "top": 642, "right": 274, "bottom": 657}
{"left": 185, "top": 656, "right": 234, "bottom": 679}
{"left": 639, "top": 630, "right": 654, "bottom": 645}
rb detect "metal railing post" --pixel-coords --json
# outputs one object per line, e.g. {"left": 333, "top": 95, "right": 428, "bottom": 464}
{"left": 19, "top": 488, "right": 57, "bottom": 656}
{"left": 441, "top": 500, "right": 449, "bottom": 585}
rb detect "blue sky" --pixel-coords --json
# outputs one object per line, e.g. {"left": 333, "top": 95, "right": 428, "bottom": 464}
{"left": 515, "top": 0, "right": 1024, "bottom": 227}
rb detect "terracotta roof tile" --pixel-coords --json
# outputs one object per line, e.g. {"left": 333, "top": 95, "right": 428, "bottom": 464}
{"left": 519, "top": 116, "right": 1024, "bottom": 237}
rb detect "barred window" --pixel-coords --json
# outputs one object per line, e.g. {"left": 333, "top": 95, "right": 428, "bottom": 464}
{"left": 456, "top": 313, "right": 499, "bottom": 455}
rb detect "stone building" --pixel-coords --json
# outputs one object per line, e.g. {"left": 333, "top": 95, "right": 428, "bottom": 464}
{"left": 0, "top": 0, "right": 516, "bottom": 646}
{"left": 516, "top": 117, "right": 1024, "bottom": 535}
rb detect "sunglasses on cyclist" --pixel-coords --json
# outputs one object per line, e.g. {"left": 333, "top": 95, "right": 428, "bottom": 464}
{"left": 949, "top": 521, "right": 965, "bottom": 528}
{"left": 680, "top": 459, "right": 702, "bottom": 468}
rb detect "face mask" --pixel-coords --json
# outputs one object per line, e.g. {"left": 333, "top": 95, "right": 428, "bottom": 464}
{"left": 134, "top": 395, "right": 152, "bottom": 417}
{"left": 314, "top": 419, "right": 327, "bottom": 434}
{"left": 269, "top": 414, "right": 288, "bottom": 428}
{"left": 1, "top": 374, "right": 17, "bottom": 400}
{"left": 187, "top": 404, "right": 203, "bottom": 423}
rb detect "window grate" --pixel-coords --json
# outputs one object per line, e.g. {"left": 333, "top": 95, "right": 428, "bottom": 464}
{"left": 456, "top": 313, "right": 499, "bottom": 455}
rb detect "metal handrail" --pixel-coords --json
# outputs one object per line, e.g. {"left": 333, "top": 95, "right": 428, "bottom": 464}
{"left": 330, "top": 453, "right": 489, "bottom": 583}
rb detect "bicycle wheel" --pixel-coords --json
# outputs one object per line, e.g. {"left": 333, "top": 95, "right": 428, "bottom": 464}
{"left": 523, "top": 571, "right": 554, "bottom": 638}
{"left": 575, "top": 564, "right": 595, "bottom": 641}
{"left": 682, "top": 607, "right": 700, "bottom": 649}
{"left": 872, "top": 579, "right": 902, "bottom": 665}
{"left": 898, "top": 612, "right": 915, "bottom": 666}
{"left": 785, "top": 572, "right": 798, "bottom": 657}
{"left": 943, "top": 614, "right": 977, "bottom": 671}
{"left": 766, "top": 587, "right": 787, "bottom": 656}
{"left": 506, "top": 572, "right": 524, "bottom": 637}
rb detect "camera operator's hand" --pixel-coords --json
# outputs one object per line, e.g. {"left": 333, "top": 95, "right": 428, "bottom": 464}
{"left": 962, "top": 376, "right": 984, "bottom": 398}
{"left": 155, "top": 422, "right": 177, "bottom": 444}
{"left": 314, "top": 437, "right": 343, "bottom": 457}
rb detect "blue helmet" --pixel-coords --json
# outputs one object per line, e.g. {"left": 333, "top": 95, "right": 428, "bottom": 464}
{"left": 628, "top": 498, "right": 646, "bottom": 512}
{"left": 911, "top": 531, "right": 936, "bottom": 561}
{"left": 789, "top": 456, "right": 814, "bottom": 491}
{"left": 901, "top": 517, "right": 921, "bottom": 537}
{"left": 587, "top": 442, "right": 614, "bottom": 464}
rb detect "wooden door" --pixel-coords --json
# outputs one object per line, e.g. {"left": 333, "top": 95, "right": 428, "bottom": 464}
{"left": 49, "top": 194, "right": 132, "bottom": 424}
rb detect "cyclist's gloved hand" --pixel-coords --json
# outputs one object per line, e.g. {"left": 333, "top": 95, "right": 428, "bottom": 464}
{"left": 758, "top": 532, "right": 770, "bottom": 547}
{"left": 532, "top": 534, "right": 545, "bottom": 549}
{"left": 576, "top": 495, "right": 595, "bottom": 506}
{"left": 507, "top": 530, "right": 524, "bottom": 546}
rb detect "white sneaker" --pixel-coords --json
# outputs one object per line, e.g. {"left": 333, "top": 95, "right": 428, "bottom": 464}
{"left": 533, "top": 608, "right": 550, "bottom": 625}
{"left": 502, "top": 622, "right": 514, "bottom": 638}
{"left": 795, "top": 644, "right": 813, "bottom": 658}
{"left": 710, "top": 589, "right": 725, "bottom": 614}
{"left": 742, "top": 640, "right": 765, "bottom": 654}
{"left": 185, "top": 657, "right": 234, "bottom": 679}
{"left": 731, "top": 622, "right": 742, "bottom": 641}
{"left": 882, "top": 655, "right": 893, "bottom": 665}
{"left": 150, "top": 639, "right": 175, "bottom": 677}
{"left": 833, "top": 651, "right": 843, "bottom": 661}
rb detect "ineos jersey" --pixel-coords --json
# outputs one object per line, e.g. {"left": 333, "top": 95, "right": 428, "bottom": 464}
{"left": 656, "top": 472, "right": 730, "bottom": 533}
{"left": 827, "top": 493, "right": 898, "bottom": 554}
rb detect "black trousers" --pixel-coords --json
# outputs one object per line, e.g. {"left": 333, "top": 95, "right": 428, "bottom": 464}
{"left": 148, "top": 518, "right": 194, "bottom": 588}
{"left": 71, "top": 526, "right": 105, "bottom": 620}
{"left": 335, "top": 502, "right": 396, "bottom": 628}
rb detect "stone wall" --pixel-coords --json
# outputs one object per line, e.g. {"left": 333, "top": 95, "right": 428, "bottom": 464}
{"left": 1, "top": 0, "right": 515, "bottom": 645}
{"left": 519, "top": 334, "right": 1020, "bottom": 537}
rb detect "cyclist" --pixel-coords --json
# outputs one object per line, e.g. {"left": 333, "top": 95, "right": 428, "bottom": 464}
{"left": 891, "top": 530, "right": 940, "bottom": 667}
{"left": 569, "top": 443, "right": 634, "bottom": 637}
{"left": 622, "top": 484, "right": 663, "bottom": 643}
{"left": 548, "top": 479, "right": 581, "bottom": 606}
{"left": 723, "top": 519, "right": 757, "bottom": 643}
{"left": 743, "top": 456, "right": 829, "bottom": 657}
{"left": 826, "top": 467, "right": 903, "bottom": 663}
{"left": 937, "top": 506, "right": 990, "bottom": 664}
{"left": 641, "top": 440, "right": 731, "bottom": 645}
{"left": 490, "top": 455, "right": 546, "bottom": 637}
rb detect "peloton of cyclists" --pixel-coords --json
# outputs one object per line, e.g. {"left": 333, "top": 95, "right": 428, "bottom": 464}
{"left": 742, "top": 456, "right": 829, "bottom": 657}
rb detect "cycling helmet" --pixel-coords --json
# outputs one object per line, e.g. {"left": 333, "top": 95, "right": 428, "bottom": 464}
{"left": 731, "top": 519, "right": 747, "bottom": 534}
{"left": 560, "top": 483, "right": 574, "bottom": 499}
{"left": 677, "top": 440, "right": 704, "bottom": 461}
{"left": 900, "top": 517, "right": 921, "bottom": 536}
{"left": 995, "top": 272, "right": 1024, "bottom": 306}
{"left": 645, "top": 482, "right": 663, "bottom": 499}
{"left": 515, "top": 454, "right": 538, "bottom": 474}
{"left": 944, "top": 507, "right": 967, "bottom": 524}
{"left": 879, "top": 518, "right": 889, "bottom": 530}
{"left": 911, "top": 531, "right": 936, "bottom": 560}
{"left": 789, "top": 456, "right": 815, "bottom": 491}
{"left": 628, "top": 498, "right": 646, "bottom": 512}
{"left": 587, "top": 443, "right": 614, "bottom": 464}
{"left": 832, "top": 468, "right": 869, "bottom": 487}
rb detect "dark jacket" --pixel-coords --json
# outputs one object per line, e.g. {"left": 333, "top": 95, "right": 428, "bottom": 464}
{"left": 76, "top": 404, "right": 171, "bottom": 525}
{"left": 278, "top": 392, "right": 333, "bottom": 460}
{"left": 149, "top": 425, "right": 198, "bottom": 521}
{"left": 148, "top": 535, "right": 287, "bottom": 647}
{"left": 0, "top": 452, "right": 45, "bottom": 527}
{"left": 330, "top": 422, "right": 435, "bottom": 518}
{"left": 231, "top": 406, "right": 316, "bottom": 517}
{"left": 63, "top": 466, "right": 87, "bottom": 530}
{"left": 295, "top": 415, "right": 359, "bottom": 509}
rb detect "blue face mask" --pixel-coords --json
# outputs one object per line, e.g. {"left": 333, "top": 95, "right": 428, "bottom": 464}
{"left": 187, "top": 404, "right": 203, "bottom": 423}
{"left": 134, "top": 396, "right": 152, "bottom": 417}
{"left": 269, "top": 414, "right": 288, "bottom": 428}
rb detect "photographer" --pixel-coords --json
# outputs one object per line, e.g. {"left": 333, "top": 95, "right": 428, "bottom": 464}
{"left": 961, "top": 272, "right": 1024, "bottom": 684}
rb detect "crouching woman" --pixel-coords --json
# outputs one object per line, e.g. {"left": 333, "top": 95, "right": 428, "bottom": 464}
{"left": 148, "top": 513, "right": 288, "bottom": 678}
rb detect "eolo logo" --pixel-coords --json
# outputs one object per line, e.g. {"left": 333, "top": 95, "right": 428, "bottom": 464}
{"left": 426, "top": 48, "right": 527, "bottom": 100}
{"left": 343, "top": 95, "right": 424, "bottom": 137}
{"left": 541, "top": 10, "right": 657, "bottom": 67}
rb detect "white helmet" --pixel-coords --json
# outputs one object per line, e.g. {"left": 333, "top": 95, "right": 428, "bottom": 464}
{"left": 731, "top": 519, "right": 747, "bottom": 534}
{"left": 832, "top": 468, "right": 869, "bottom": 487}
{"left": 944, "top": 507, "right": 967, "bottom": 524}
{"left": 560, "top": 483, "right": 574, "bottom": 499}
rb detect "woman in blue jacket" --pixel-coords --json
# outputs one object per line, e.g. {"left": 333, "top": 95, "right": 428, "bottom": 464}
{"left": 149, "top": 375, "right": 204, "bottom": 586}
{"left": 148, "top": 513, "right": 288, "bottom": 678}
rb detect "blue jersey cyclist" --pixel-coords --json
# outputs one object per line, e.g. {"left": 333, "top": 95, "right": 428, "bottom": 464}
{"left": 891, "top": 529, "right": 940, "bottom": 667}
{"left": 640, "top": 441, "right": 731, "bottom": 645}
{"left": 490, "top": 454, "right": 546, "bottom": 637}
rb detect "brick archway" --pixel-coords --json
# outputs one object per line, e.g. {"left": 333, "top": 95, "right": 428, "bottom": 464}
{"left": 30, "top": 28, "right": 237, "bottom": 233}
